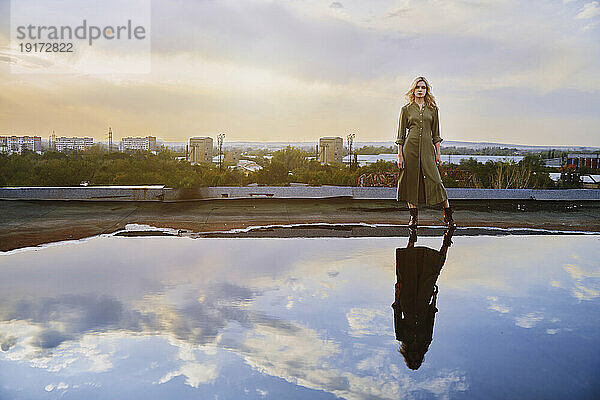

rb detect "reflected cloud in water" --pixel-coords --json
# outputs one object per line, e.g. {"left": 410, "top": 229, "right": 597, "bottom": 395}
{"left": 0, "top": 234, "right": 599, "bottom": 399}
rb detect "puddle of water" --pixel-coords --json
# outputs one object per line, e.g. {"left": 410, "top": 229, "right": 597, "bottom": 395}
{"left": 0, "top": 235, "right": 599, "bottom": 399}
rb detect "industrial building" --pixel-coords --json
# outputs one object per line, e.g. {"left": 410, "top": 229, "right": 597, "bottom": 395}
{"left": 319, "top": 137, "right": 343, "bottom": 164}
{"left": 189, "top": 137, "right": 213, "bottom": 164}
{"left": 122, "top": 136, "right": 157, "bottom": 152}
{"left": 55, "top": 137, "right": 94, "bottom": 152}
{"left": 0, "top": 135, "right": 42, "bottom": 154}
{"left": 564, "top": 153, "right": 600, "bottom": 170}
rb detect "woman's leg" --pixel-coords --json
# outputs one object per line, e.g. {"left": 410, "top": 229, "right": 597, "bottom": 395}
{"left": 408, "top": 203, "right": 418, "bottom": 229}
{"left": 442, "top": 199, "right": 456, "bottom": 228}
{"left": 408, "top": 203, "right": 418, "bottom": 242}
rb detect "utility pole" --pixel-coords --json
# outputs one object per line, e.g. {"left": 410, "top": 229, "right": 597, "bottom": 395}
{"left": 347, "top": 132, "right": 355, "bottom": 169}
{"left": 217, "top": 132, "right": 225, "bottom": 170}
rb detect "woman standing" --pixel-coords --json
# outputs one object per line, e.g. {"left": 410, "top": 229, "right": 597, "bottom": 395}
{"left": 396, "top": 76, "right": 455, "bottom": 235}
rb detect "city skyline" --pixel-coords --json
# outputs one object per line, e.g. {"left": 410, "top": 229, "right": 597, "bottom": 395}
{"left": 1, "top": 0, "right": 599, "bottom": 147}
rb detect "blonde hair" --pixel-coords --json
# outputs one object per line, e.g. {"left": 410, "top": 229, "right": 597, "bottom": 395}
{"left": 405, "top": 76, "right": 438, "bottom": 109}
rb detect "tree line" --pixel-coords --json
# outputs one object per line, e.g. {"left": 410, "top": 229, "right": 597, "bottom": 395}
{"left": 0, "top": 145, "right": 567, "bottom": 189}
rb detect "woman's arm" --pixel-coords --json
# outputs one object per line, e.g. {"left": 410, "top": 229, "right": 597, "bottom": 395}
{"left": 432, "top": 108, "right": 443, "bottom": 167}
{"left": 392, "top": 281, "right": 405, "bottom": 341}
{"left": 396, "top": 106, "right": 407, "bottom": 169}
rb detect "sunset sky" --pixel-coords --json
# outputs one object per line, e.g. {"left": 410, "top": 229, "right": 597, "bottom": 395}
{"left": 1, "top": 0, "right": 599, "bottom": 146}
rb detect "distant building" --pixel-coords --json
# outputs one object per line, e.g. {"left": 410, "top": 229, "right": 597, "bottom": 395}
{"left": 0, "top": 135, "right": 41, "bottom": 154}
{"left": 564, "top": 153, "right": 600, "bottom": 170}
{"left": 319, "top": 137, "right": 343, "bottom": 164}
{"left": 122, "top": 136, "right": 157, "bottom": 152}
{"left": 224, "top": 151, "right": 240, "bottom": 165}
{"left": 55, "top": 137, "right": 94, "bottom": 152}
{"left": 236, "top": 159, "right": 263, "bottom": 175}
{"left": 189, "top": 137, "right": 213, "bottom": 164}
{"left": 544, "top": 157, "right": 563, "bottom": 168}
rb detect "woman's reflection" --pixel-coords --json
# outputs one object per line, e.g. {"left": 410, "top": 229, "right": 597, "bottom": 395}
{"left": 392, "top": 227, "right": 454, "bottom": 370}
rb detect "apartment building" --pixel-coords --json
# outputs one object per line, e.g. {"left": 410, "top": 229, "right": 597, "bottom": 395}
{"left": 189, "top": 137, "right": 213, "bottom": 164}
{"left": 122, "top": 136, "right": 157, "bottom": 152}
{"left": 0, "top": 135, "right": 42, "bottom": 154}
{"left": 55, "top": 137, "right": 94, "bottom": 152}
{"left": 319, "top": 137, "right": 343, "bottom": 164}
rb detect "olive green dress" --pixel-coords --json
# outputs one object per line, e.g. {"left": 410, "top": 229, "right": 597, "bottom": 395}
{"left": 392, "top": 246, "right": 442, "bottom": 345}
{"left": 396, "top": 102, "right": 448, "bottom": 206}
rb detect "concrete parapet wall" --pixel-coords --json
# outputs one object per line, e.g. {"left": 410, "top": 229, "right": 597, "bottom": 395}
{"left": 448, "top": 188, "right": 600, "bottom": 201}
{"left": 0, "top": 186, "right": 170, "bottom": 201}
{"left": 1, "top": 186, "right": 600, "bottom": 201}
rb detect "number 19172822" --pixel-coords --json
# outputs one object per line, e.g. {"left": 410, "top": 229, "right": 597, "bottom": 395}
{"left": 19, "top": 43, "right": 74, "bottom": 52}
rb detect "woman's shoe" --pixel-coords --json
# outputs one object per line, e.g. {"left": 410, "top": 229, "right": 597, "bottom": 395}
{"left": 443, "top": 207, "right": 456, "bottom": 229}
{"left": 408, "top": 208, "right": 418, "bottom": 230}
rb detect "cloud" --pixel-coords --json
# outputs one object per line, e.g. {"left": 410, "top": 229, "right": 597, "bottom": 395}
{"left": 487, "top": 296, "right": 510, "bottom": 314}
{"left": 149, "top": 0, "right": 417, "bottom": 84}
{"left": 34, "top": 330, "right": 72, "bottom": 349}
{"left": 346, "top": 307, "right": 391, "bottom": 337}
{"left": 44, "top": 382, "right": 69, "bottom": 392}
{"left": 571, "top": 282, "right": 600, "bottom": 300}
{"left": 0, "top": 320, "right": 115, "bottom": 373}
{"left": 330, "top": 2, "right": 343, "bottom": 9}
{"left": 576, "top": 2, "right": 600, "bottom": 19}
{"left": 0, "top": 333, "right": 18, "bottom": 351}
{"left": 515, "top": 312, "right": 544, "bottom": 328}
{"left": 0, "top": 273, "right": 304, "bottom": 381}
{"left": 235, "top": 318, "right": 467, "bottom": 399}
{"left": 156, "top": 362, "right": 219, "bottom": 387}
{"left": 148, "top": 0, "right": 583, "bottom": 89}
{"left": 0, "top": 294, "right": 138, "bottom": 351}
{"left": 563, "top": 262, "right": 600, "bottom": 300}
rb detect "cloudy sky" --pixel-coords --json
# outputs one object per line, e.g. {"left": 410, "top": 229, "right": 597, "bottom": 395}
{"left": 0, "top": 0, "right": 599, "bottom": 146}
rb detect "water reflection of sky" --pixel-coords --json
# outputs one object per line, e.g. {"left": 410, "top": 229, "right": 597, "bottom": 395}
{"left": 1, "top": 235, "right": 599, "bottom": 399}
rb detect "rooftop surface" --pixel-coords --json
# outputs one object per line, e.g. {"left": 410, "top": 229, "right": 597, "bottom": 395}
{"left": 1, "top": 198, "right": 598, "bottom": 252}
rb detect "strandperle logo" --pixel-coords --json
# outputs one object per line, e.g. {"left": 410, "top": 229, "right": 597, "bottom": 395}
{"left": 16, "top": 20, "right": 147, "bottom": 46}
{"left": 10, "top": 0, "right": 151, "bottom": 74}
